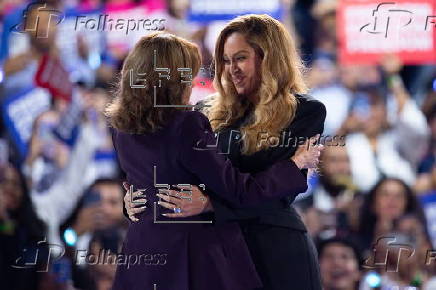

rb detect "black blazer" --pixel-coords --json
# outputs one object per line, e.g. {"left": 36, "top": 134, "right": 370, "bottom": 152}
{"left": 206, "top": 94, "right": 327, "bottom": 231}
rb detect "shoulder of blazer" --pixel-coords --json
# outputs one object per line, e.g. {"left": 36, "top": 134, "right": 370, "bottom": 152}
{"left": 295, "top": 93, "right": 327, "bottom": 117}
{"left": 175, "top": 110, "right": 210, "bottom": 135}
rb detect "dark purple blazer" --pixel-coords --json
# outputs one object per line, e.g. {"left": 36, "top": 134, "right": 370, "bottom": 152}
{"left": 111, "top": 110, "right": 307, "bottom": 290}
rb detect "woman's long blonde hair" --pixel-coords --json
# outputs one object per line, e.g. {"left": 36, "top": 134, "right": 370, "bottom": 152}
{"left": 206, "top": 14, "right": 308, "bottom": 155}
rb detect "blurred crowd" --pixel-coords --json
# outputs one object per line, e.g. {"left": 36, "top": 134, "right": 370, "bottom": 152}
{"left": 0, "top": 0, "right": 435, "bottom": 290}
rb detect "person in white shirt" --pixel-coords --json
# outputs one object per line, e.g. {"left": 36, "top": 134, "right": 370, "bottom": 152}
{"left": 345, "top": 86, "right": 429, "bottom": 192}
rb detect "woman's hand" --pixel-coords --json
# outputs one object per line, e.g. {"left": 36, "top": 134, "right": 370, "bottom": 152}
{"left": 123, "top": 182, "right": 147, "bottom": 222}
{"left": 156, "top": 185, "right": 213, "bottom": 218}
{"left": 291, "top": 135, "right": 324, "bottom": 169}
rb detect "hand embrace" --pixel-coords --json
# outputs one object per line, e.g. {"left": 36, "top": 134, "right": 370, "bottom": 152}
{"left": 157, "top": 185, "right": 213, "bottom": 218}
{"left": 291, "top": 135, "right": 324, "bottom": 169}
{"left": 123, "top": 182, "right": 147, "bottom": 222}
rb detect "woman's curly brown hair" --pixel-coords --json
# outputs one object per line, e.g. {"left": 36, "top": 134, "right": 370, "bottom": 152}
{"left": 105, "top": 32, "right": 201, "bottom": 134}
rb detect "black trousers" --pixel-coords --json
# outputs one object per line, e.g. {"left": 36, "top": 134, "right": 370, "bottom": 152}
{"left": 240, "top": 223, "right": 322, "bottom": 290}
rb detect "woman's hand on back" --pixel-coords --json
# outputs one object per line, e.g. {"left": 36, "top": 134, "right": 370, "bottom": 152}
{"left": 123, "top": 182, "right": 147, "bottom": 222}
{"left": 157, "top": 185, "right": 213, "bottom": 218}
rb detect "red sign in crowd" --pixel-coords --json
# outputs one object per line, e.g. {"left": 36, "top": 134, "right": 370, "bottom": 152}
{"left": 338, "top": 0, "right": 436, "bottom": 65}
{"left": 35, "top": 54, "right": 73, "bottom": 102}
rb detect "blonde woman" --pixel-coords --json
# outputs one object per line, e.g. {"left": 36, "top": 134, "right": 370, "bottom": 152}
{"left": 127, "top": 15, "right": 326, "bottom": 290}
{"left": 108, "top": 32, "right": 322, "bottom": 290}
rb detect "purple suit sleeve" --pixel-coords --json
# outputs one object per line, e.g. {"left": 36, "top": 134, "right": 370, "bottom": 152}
{"left": 177, "top": 111, "right": 308, "bottom": 207}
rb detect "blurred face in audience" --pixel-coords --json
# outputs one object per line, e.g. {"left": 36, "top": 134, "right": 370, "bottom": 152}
{"left": 364, "top": 103, "right": 387, "bottom": 137}
{"left": 223, "top": 32, "right": 262, "bottom": 102}
{"left": 320, "top": 146, "right": 351, "bottom": 183}
{"left": 320, "top": 242, "right": 360, "bottom": 290}
{"left": 307, "top": 58, "right": 338, "bottom": 88}
{"left": 374, "top": 180, "right": 407, "bottom": 221}
{"left": 340, "top": 65, "right": 380, "bottom": 92}
{"left": 340, "top": 65, "right": 360, "bottom": 91}
{"left": 1, "top": 165, "right": 23, "bottom": 211}
{"left": 94, "top": 183, "right": 124, "bottom": 227}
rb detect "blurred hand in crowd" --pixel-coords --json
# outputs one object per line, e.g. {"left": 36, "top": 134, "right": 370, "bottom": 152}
{"left": 24, "top": 111, "right": 71, "bottom": 190}
{"left": 380, "top": 54, "right": 403, "bottom": 76}
{"left": 73, "top": 204, "right": 104, "bottom": 235}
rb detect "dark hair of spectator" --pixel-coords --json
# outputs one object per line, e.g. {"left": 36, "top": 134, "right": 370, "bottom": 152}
{"left": 357, "top": 177, "right": 427, "bottom": 250}
{"left": 317, "top": 235, "right": 364, "bottom": 270}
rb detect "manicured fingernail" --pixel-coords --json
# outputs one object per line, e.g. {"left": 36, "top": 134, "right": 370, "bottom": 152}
{"left": 162, "top": 213, "right": 168, "bottom": 217}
